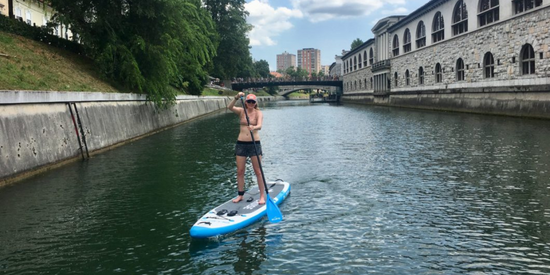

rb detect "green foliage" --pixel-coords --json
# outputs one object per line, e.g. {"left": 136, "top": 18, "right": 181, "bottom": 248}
{"left": 254, "top": 59, "right": 270, "bottom": 78}
{"left": 266, "top": 85, "right": 279, "bottom": 95}
{"left": 49, "top": 0, "right": 218, "bottom": 106}
{"left": 204, "top": 0, "right": 253, "bottom": 81}
{"left": 0, "top": 15, "right": 83, "bottom": 54}
{"left": 351, "top": 38, "right": 364, "bottom": 50}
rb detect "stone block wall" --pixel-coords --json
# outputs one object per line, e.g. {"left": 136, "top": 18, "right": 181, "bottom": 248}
{"left": 0, "top": 97, "right": 229, "bottom": 185}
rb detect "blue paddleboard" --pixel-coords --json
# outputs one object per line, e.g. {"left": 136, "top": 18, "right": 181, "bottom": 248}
{"left": 190, "top": 180, "right": 290, "bottom": 238}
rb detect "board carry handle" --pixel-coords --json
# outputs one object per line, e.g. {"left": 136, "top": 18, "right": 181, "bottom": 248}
{"left": 240, "top": 96, "right": 283, "bottom": 223}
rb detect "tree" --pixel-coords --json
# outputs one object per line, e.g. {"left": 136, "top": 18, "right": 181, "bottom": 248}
{"left": 351, "top": 38, "right": 364, "bottom": 50}
{"left": 254, "top": 60, "right": 270, "bottom": 78}
{"left": 49, "top": 0, "right": 218, "bottom": 105}
{"left": 204, "top": 0, "right": 253, "bottom": 81}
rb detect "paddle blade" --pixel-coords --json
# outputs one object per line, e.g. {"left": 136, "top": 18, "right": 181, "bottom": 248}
{"left": 266, "top": 196, "right": 283, "bottom": 223}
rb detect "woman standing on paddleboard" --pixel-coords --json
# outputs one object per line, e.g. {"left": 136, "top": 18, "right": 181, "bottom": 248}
{"left": 227, "top": 92, "right": 266, "bottom": 205}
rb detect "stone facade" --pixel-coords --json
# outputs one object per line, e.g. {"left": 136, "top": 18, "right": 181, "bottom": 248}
{"left": 341, "top": 0, "right": 550, "bottom": 119}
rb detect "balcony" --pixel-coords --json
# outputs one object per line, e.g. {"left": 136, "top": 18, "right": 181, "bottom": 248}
{"left": 371, "top": 60, "right": 391, "bottom": 72}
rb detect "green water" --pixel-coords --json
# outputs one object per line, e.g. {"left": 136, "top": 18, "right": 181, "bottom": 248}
{"left": 1, "top": 101, "right": 549, "bottom": 274}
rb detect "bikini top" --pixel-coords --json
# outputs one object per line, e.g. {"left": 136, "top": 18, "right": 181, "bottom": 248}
{"left": 240, "top": 111, "right": 257, "bottom": 126}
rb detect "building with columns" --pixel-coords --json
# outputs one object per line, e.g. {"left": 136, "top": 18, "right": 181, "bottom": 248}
{"left": 341, "top": 0, "right": 550, "bottom": 119}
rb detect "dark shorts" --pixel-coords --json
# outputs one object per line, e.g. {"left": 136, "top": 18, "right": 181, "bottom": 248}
{"left": 235, "top": 141, "right": 262, "bottom": 157}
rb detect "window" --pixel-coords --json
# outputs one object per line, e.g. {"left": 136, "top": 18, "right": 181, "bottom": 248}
{"left": 369, "top": 48, "right": 374, "bottom": 65}
{"left": 479, "top": 0, "right": 499, "bottom": 27}
{"left": 393, "top": 34, "right": 400, "bottom": 56}
{"left": 406, "top": 70, "right": 410, "bottom": 85}
{"left": 370, "top": 77, "right": 373, "bottom": 89}
{"left": 354, "top": 57, "right": 357, "bottom": 71}
{"left": 394, "top": 72, "right": 398, "bottom": 87}
{"left": 15, "top": 7, "right": 22, "bottom": 20}
{"left": 514, "top": 0, "right": 542, "bottom": 14}
{"left": 403, "top": 29, "right": 411, "bottom": 53}
{"left": 419, "top": 67, "right": 424, "bottom": 85}
{"left": 435, "top": 63, "right": 442, "bottom": 83}
{"left": 358, "top": 54, "right": 362, "bottom": 69}
{"left": 432, "top": 12, "right": 445, "bottom": 43}
{"left": 416, "top": 21, "right": 426, "bottom": 48}
{"left": 363, "top": 51, "right": 367, "bottom": 67}
{"left": 26, "top": 10, "right": 32, "bottom": 25}
{"left": 354, "top": 80, "right": 357, "bottom": 90}
{"left": 456, "top": 58, "right": 465, "bottom": 81}
{"left": 453, "top": 0, "right": 468, "bottom": 35}
{"left": 521, "top": 44, "right": 535, "bottom": 75}
{"left": 484, "top": 52, "right": 495, "bottom": 78}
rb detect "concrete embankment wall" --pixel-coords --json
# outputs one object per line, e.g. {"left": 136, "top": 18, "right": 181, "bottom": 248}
{"left": 0, "top": 91, "right": 234, "bottom": 186}
{"left": 342, "top": 90, "right": 550, "bottom": 119}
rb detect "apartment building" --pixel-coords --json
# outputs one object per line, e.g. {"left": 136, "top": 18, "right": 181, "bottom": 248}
{"left": 276, "top": 51, "right": 296, "bottom": 72}
{"left": 297, "top": 48, "right": 321, "bottom": 75}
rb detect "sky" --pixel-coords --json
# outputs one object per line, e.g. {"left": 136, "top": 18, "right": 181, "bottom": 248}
{"left": 244, "top": 0, "right": 429, "bottom": 71}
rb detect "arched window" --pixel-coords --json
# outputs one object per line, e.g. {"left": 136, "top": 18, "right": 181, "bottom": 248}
{"left": 521, "top": 44, "right": 535, "bottom": 75}
{"left": 354, "top": 80, "right": 357, "bottom": 90}
{"left": 358, "top": 54, "right": 362, "bottom": 69}
{"left": 419, "top": 67, "right": 424, "bottom": 85}
{"left": 456, "top": 58, "right": 465, "bottom": 81}
{"left": 405, "top": 70, "right": 410, "bottom": 85}
{"left": 484, "top": 52, "right": 495, "bottom": 78}
{"left": 394, "top": 72, "right": 398, "bottom": 87}
{"left": 403, "top": 29, "right": 411, "bottom": 53}
{"left": 353, "top": 56, "right": 357, "bottom": 71}
{"left": 435, "top": 63, "right": 442, "bottom": 83}
{"left": 514, "top": 0, "right": 542, "bottom": 14}
{"left": 453, "top": 0, "right": 468, "bottom": 35}
{"left": 392, "top": 34, "right": 400, "bottom": 56}
{"left": 479, "top": 0, "right": 499, "bottom": 27}
{"left": 363, "top": 51, "right": 367, "bottom": 67}
{"left": 344, "top": 60, "right": 347, "bottom": 73}
{"left": 432, "top": 12, "right": 445, "bottom": 43}
{"left": 369, "top": 48, "right": 374, "bottom": 65}
{"left": 370, "top": 77, "right": 373, "bottom": 89}
{"left": 416, "top": 21, "right": 426, "bottom": 48}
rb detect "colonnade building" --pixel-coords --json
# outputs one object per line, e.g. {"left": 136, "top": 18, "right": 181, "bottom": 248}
{"left": 342, "top": 0, "right": 550, "bottom": 119}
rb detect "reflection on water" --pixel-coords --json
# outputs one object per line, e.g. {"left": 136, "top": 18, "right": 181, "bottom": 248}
{"left": 1, "top": 101, "right": 549, "bottom": 274}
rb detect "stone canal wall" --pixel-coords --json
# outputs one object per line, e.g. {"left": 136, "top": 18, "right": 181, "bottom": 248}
{"left": 0, "top": 91, "right": 236, "bottom": 186}
{"left": 342, "top": 90, "right": 550, "bottom": 119}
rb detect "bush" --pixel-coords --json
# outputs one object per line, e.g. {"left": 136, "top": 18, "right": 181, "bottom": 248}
{"left": 0, "top": 15, "right": 84, "bottom": 55}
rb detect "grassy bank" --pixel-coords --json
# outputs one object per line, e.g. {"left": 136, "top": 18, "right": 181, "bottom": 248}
{"left": 0, "top": 31, "right": 121, "bottom": 92}
{"left": 0, "top": 31, "right": 275, "bottom": 98}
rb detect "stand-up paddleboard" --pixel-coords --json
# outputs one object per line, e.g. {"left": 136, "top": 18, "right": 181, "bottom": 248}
{"left": 190, "top": 180, "right": 290, "bottom": 238}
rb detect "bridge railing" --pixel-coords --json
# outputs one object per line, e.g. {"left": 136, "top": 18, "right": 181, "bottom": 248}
{"left": 232, "top": 76, "right": 341, "bottom": 84}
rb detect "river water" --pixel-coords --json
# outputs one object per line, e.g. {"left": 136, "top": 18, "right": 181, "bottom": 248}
{"left": 1, "top": 101, "right": 549, "bottom": 274}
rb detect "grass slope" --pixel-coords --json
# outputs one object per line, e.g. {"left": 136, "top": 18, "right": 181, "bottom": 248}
{"left": 0, "top": 31, "right": 120, "bottom": 92}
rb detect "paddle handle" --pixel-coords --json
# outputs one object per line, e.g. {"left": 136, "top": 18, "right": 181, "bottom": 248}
{"left": 240, "top": 97, "right": 270, "bottom": 195}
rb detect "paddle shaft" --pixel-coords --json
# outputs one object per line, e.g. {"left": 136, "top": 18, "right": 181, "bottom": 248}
{"left": 240, "top": 97, "right": 270, "bottom": 196}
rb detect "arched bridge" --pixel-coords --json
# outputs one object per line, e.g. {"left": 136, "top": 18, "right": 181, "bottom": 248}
{"left": 231, "top": 79, "right": 343, "bottom": 96}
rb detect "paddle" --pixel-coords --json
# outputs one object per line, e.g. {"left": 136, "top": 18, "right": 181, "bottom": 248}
{"left": 240, "top": 96, "right": 283, "bottom": 223}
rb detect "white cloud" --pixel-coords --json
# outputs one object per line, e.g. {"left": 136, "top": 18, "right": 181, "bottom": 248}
{"left": 245, "top": 0, "right": 303, "bottom": 46}
{"left": 290, "top": 0, "right": 385, "bottom": 22}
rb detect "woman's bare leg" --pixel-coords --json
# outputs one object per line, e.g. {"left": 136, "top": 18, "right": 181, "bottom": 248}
{"left": 250, "top": 155, "right": 266, "bottom": 205}
{"left": 232, "top": 156, "right": 247, "bottom": 203}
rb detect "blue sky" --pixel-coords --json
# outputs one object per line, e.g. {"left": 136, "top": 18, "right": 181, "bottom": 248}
{"left": 244, "top": 0, "right": 429, "bottom": 71}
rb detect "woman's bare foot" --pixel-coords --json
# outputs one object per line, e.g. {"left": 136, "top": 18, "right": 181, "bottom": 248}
{"left": 232, "top": 196, "right": 243, "bottom": 203}
{"left": 258, "top": 197, "right": 266, "bottom": 205}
